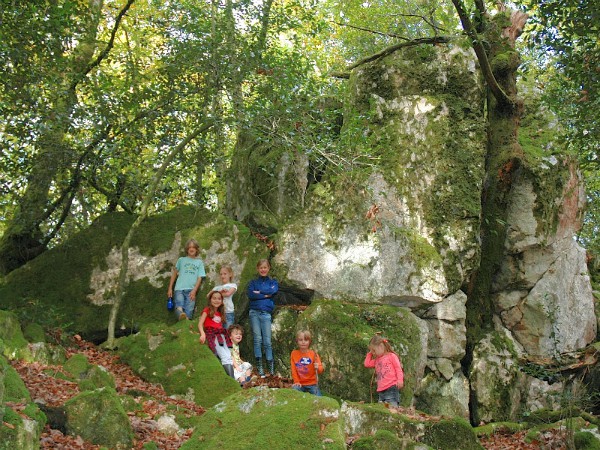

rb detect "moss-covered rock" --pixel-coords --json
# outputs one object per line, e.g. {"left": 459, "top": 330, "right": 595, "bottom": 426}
{"left": 0, "top": 402, "right": 46, "bottom": 450}
{"left": 422, "top": 418, "right": 484, "bottom": 450}
{"left": 0, "top": 355, "right": 30, "bottom": 403}
{"left": 574, "top": 430, "right": 600, "bottom": 449}
{"left": 0, "top": 207, "right": 267, "bottom": 340}
{"left": 0, "top": 309, "right": 31, "bottom": 361}
{"left": 64, "top": 387, "right": 133, "bottom": 449}
{"left": 22, "top": 322, "right": 46, "bottom": 343}
{"left": 351, "top": 429, "right": 416, "bottom": 449}
{"left": 180, "top": 387, "right": 344, "bottom": 449}
{"left": 270, "top": 300, "right": 426, "bottom": 404}
{"left": 117, "top": 320, "right": 240, "bottom": 407}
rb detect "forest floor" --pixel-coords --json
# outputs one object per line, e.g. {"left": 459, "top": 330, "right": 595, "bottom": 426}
{"left": 9, "top": 336, "right": 567, "bottom": 449}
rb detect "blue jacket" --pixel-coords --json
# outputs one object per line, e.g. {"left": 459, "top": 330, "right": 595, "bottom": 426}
{"left": 247, "top": 276, "right": 279, "bottom": 313}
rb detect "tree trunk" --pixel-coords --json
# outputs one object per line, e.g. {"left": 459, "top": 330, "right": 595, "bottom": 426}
{"left": 0, "top": 0, "right": 105, "bottom": 274}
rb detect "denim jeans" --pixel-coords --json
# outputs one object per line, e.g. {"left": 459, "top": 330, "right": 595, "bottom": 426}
{"left": 174, "top": 289, "right": 195, "bottom": 319}
{"left": 292, "top": 384, "right": 321, "bottom": 396}
{"left": 378, "top": 385, "right": 400, "bottom": 407}
{"left": 248, "top": 309, "right": 273, "bottom": 360}
{"left": 225, "top": 312, "right": 235, "bottom": 330}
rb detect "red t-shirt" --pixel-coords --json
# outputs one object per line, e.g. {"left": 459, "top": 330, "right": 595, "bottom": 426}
{"left": 202, "top": 307, "right": 224, "bottom": 330}
{"left": 364, "top": 352, "right": 404, "bottom": 392}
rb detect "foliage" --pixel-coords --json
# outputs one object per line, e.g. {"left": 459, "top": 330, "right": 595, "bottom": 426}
{"left": 518, "top": 0, "right": 600, "bottom": 258}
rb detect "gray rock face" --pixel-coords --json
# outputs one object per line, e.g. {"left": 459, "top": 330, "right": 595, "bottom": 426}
{"left": 492, "top": 167, "right": 596, "bottom": 357}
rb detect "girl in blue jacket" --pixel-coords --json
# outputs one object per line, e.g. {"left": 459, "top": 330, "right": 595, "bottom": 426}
{"left": 247, "top": 259, "right": 279, "bottom": 377}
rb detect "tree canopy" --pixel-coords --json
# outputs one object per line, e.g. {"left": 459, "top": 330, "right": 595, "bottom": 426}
{"left": 0, "top": 0, "right": 598, "bottom": 274}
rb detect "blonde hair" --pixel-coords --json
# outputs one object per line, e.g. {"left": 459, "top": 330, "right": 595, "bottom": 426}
{"left": 369, "top": 334, "right": 397, "bottom": 357}
{"left": 220, "top": 265, "right": 234, "bottom": 281}
{"left": 296, "top": 329, "right": 312, "bottom": 342}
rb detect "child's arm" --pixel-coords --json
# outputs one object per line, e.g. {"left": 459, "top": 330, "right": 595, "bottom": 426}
{"left": 364, "top": 352, "right": 376, "bottom": 368}
{"left": 190, "top": 276, "right": 202, "bottom": 301}
{"left": 198, "top": 311, "right": 208, "bottom": 344}
{"left": 393, "top": 354, "right": 404, "bottom": 389}
{"left": 167, "top": 268, "right": 178, "bottom": 298}
{"left": 290, "top": 353, "right": 301, "bottom": 387}
{"left": 219, "top": 285, "right": 237, "bottom": 297}
{"left": 261, "top": 279, "right": 278, "bottom": 297}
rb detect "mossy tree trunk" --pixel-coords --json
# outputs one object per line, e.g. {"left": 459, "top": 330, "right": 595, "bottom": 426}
{"left": 451, "top": 0, "right": 529, "bottom": 419}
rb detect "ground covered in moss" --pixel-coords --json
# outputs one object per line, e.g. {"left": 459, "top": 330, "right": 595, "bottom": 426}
{"left": 5, "top": 331, "right": 576, "bottom": 449}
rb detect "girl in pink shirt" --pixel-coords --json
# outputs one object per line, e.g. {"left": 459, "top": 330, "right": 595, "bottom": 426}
{"left": 364, "top": 334, "right": 404, "bottom": 407}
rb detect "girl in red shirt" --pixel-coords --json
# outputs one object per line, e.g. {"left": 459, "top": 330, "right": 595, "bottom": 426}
{"left": 364, "top": 334, "right": 404, "bottom": 407}
{"left": 199, "top": 291, "right": 235, "bottom": 379}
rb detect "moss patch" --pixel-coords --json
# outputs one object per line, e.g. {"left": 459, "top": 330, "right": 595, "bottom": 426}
{"left": 117, "top": 320, "right": 240, "bottom": 408}
{"left": 422, "top": 418, "right": 484, "bottom": 450}
{"left": 180, "top": 387, "right": 344, "bottom": 449}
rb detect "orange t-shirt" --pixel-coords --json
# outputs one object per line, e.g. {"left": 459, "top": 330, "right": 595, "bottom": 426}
{"left": 291, "top": 349, "right": 323, "bottom": 386}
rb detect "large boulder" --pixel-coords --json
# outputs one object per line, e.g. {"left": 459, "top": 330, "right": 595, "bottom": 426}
{"left": 64, "top": 387, "right": 133, "bottom": 449}
{"left": 274, "top": 42, "right": 486, "bottom": 305}
{"left": 117, "top": 320, "right": 240, "bottom": 408}
{"left": 0, "top": 207, "right": 267, "bottom": 339}
{"left": 180, "top": 387, "right": 344, "bottom": 449}
{"left": 269, "top": 300, "right": 427, "bottom": 405}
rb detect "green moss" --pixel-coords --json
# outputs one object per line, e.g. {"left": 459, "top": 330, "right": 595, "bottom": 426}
{"left": 352, "top": 429, "right": 404, "bottom": 449}
{"left": 574, "top": 430, "right": 600, "bottom": 449}
{"left": 1, "top": 356, "right": 30, "bottom": 402}
{"left": 422, "top": 418, "right": 484, "bottom": 450}
{"left": 0, "top": 403, "right": 45, "bottom": 449}
{"left": 474, "top": 421, "right": 525, "bottom": 436}
{"left": 117, "top": 320, "right": 240, "bottom": 408}
{"left": 180, "top": 387, "right": 344, "bottom": 449}
{"left": 63, "top": 354, "right": 90, "bottom": 379}
{"left": 22, "top": 322, "right": 46, "bottom": 343}
{"left": 65, "top": 387, "right": 133, "bottom": 448}
{"left": 273, "top": 300, "right": 422, "bottom": 405}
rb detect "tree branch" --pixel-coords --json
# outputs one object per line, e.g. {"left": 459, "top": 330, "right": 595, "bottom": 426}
{"left": 329, "top": 36, "right": 451, "bottom": 79}
{"left": 451, "top": 0, "right": 515, "bottom": 109}
{"left": 70, "top": 0, "right": 136, "bottom": 91}
{"left": 331, "top": 21, "right": 411, "bottom": 41}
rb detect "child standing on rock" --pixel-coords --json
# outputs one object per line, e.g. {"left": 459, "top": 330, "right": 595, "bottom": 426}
{"left": 198, "top": 290, "right": 235, "bottom": 379}
{"left": 167, "top": 239, "right": 205, "bottom": 320}
{"left": 291, "top": 330, "right": 324, "bottom": 396}
{"left": 364, "top": 334, "right": 404, "bottom": 407}
{"left": 211, "top": 265, "right": 237, "bottom": 330}
{"left": 247, "top": 259, "right": 278, "bottom": 377}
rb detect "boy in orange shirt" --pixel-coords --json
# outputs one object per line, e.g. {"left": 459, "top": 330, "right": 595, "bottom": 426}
{"left": 290, "top": 330, "right": 324, "bottom": 396}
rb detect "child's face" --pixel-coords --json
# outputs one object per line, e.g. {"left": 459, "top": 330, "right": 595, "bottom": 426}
{"left": 296, "top": 335, "right": 311, "bottom": 351}
{"left": 186, "top": 246, "right": 198, "bottom": 257}
{"left": 230, "top": 329, "right": 243, "bottom": 344}
{"left": 210, "top": 293, "right": 223, "bottom": 308}
{"left": 257, "top": 262, "right": 270, "bottom": 277}
{"left": 219, "top": 268, "right": 231, "bottom": 283}
{"left": 371, "top": 343, "right": 385, "bottom": 357}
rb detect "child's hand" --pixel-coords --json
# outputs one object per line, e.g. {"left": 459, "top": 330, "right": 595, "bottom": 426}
{"left": 199, "top": 334, "right": 206, "bottom": 344}
{"left": 397, "top": 381, "right": 404, "bottom": 389}
{"left": 292, "top": 383, "right": 301, "bottom": 389}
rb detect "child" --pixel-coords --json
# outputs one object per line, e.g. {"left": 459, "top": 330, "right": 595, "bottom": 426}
{"left": 364, "top": 334, "right": 404, "bottom": 407}
{"left": 228, "top": 324, "right": 254, "bottom": 386}
{"left": 211, "top": 265, "right": 237, "bottom": 330}
{"left": 290, "top": 330, "right": 324, "bottom": 396}
{"left": 247, "top": 259, "right": 278, "bottom": 377}
{"left": 198, "top": 290, "right": 235, "bottom": 379}
{"left": 167, "top": 238, "right": 206, "bottom": 320}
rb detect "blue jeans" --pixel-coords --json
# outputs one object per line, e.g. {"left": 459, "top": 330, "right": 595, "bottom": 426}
{"left": 378, "top": 385, "right": 400, "bottom": 407}
{"left": 225, "top": 312, "right": 235, "bottom": 330}
{"left": 174, "top": 289, "right": 195, "bottom": 319}
{"left": 248, "top": 309, "right": 272, "bottom": 360}
{"left": 292, "top": 384, "right": 321, "bottom": 396}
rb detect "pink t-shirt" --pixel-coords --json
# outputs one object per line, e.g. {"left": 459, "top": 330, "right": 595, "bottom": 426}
{"left": 364, "top": 352, "right": 404, "bottom": 392}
